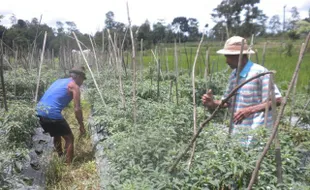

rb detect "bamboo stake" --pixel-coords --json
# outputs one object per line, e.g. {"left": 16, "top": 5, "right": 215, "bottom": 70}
{"left": 34, "top": 31, "right": 47, "bottom": 103}
{"left": 183, "top": 44, "right": 190, "bottom": 74}
{"left": 187, "top": 34, "right": 205, "bottom": 170}
{"left": 165, "top": 48, "right": 169, "bottom": 73}
{"left": 107, "top": 30, "right": 126, "bottom": 109}
{"left": 247, "top": 32, "right": 310, "bottom": 189}
{"left": 290, "top": 43, "right": 304, "bottom": 126}
{"left": 269, "top": 74, "right": 283, "bottom": 184}
{"left": 255, "top": 49, "right": 259, "bottom": 65}
{"left": 14, "top": 47, "right": 18, "bottom": 97}
{"left": 151, "top": 50, "right": 164, "bottom": 80}
{"left": 174, "top": 40, "right": 179, "bottom": 105}
{"left": 169, "top": 80, "right": 173, "bottom": 102}
{"left": 30, "top": 15, "right": 43, "bottom": 71}
{"left": 89, "top": 35, "right": 99, "bottom": 77}
{"left": 140, "top": 39, "right": 143, "bottom": 81}
{"left": 294, "top": 98, "right": 310, "bottom": 127}
{"left": 204, "top": 48, "right": 210, "bottom": 84}
{"left": 169, "top": 71, "right": 275, "bottom": 173}
{"left": 102, "top": 29, "right": 105, "bottom": 54}
{"left": 157, "top": 59, "right": 160, "bottom": 100}
{"left": 127, "top": 2, "right": 137, "bottom": 124}
{"left": 72, "top": 32, "right": 106, "bottom": 106}
{"left": 228, "top": 39, "right": 245, "bottom": 135}
{"left": 261, "top": 42, "right": 267, "bottom": 66}
{"left": 0, "top": 39, "right": 8, "bottom": 111}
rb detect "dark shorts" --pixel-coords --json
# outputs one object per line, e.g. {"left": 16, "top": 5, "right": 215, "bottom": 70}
{"left": 38, "top": 116, "right": 72, "bottom": 137}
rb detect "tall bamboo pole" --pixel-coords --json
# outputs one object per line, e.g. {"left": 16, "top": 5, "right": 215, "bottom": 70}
{"left": 34, "top": 31, "right": 47, "bottom": 103}
{"left": 0, "top": 38, "right": 8, "bottom": 111}
{"left": 127, "top": 2, "right": 137, "bottom": 124}
{"left": 228, "top": 40, "right": 245, "bottom": 135}
{"left": 187, "top": 34, "right": 205, "bottom": 169}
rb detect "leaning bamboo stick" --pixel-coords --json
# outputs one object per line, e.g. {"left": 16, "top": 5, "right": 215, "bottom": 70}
{"left": 127, "top": 2, "right": 137, "bottom": 124}
{"left": 72, "top": 32, "right": 106, "bottom": 106}
{"left": 34, "top": 31, "right": 47, "bottom": 103}
{"left": 187, "top": 34, "right": 205, "bottom": 170}
{"left": 247, "top": 32, "right": 310, "bottom": 189}
{"left": 169, "top": 71, "right": 275, "bottom": 173}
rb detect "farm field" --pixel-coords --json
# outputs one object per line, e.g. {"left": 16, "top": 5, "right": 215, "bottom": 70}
{"left": 1, "top": 36, "right": 310, "bottom": 190}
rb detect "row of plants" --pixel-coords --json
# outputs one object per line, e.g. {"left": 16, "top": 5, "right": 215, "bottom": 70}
{"left": 86, "top": 67, "right": 310, "bottom": 189}
{"left": 0, "top": 68, "right": 63, "bottom": 189}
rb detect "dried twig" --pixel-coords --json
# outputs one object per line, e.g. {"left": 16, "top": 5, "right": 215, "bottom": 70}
{"left": 169, "top": 71, "right": 275, "bottom": 173}
{"left": 247, "top": 32, "right": 310, "bottom": 189}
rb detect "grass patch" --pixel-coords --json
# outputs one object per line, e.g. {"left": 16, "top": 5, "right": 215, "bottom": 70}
{"left": 46, "top": 98, "right": 100, "bottom": 189}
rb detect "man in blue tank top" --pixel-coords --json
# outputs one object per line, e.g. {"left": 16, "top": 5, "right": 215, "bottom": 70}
{"left": 36, "top": 66, "right": 86, "bottom": 164}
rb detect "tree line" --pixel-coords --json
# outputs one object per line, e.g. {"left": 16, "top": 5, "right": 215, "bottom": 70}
{"left": 0, "top": 0, "right": 310, "bottom": 56}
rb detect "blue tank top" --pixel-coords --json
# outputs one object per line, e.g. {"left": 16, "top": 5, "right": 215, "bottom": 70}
{"left": 36, "top": 78, "right": 73, "bottom": 119}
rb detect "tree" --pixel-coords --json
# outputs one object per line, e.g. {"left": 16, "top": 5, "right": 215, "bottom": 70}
{"left": 56, "top": 21, "right": 65, "bottom": 34}
{"left": 269, "top": 15, "right": 281, "bottom": 34}
{"left": 188, "top": 18, "right": 199, "bottom": 41}
{"left": 105, "top": 11, "right": 116, "bottom": 29}
{"left": 65, "top": 21, "right": 78, "bottom": 33}
{"left": 152, "top": 22, "right": 166, "bottom": 44}
{"left": 137, "top": 20, "right": 151, "bottom": 49}
{"left": 295, "top": 20, "right": 310, "bottom": 35}
{"left": 172, "top": 17, "right": 188, "bottom": 34}
{"left": 211, "top": 0, "right": 266, "bottom": 38}
{"left": 288, "top": 7, "right": 300, "bottom": 30}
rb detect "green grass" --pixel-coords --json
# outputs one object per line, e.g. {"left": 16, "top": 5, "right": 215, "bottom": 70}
{"left": 123, "top": 40, "right": 310, "bottom": 93}
{"left": 46, "top": 99, "right": 100, "bottom": 190}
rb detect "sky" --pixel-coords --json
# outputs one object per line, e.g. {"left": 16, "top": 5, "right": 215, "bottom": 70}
{"left": 0, "top": 0, "right": 309, "bottom": 34}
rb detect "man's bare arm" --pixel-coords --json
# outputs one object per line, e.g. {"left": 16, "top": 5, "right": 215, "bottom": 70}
{"left": 233, "top": 97, "right": 282, "bottom": 124}
{"left": 68, "top": 82, "right": 85, "bottom": 134}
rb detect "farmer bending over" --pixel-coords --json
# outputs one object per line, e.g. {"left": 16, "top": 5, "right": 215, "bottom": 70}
{"left": 36, "top": 66, "right": 86, "bottom": 164}
{"left": 202, "top": 36, "right": 282, "bottom": 146}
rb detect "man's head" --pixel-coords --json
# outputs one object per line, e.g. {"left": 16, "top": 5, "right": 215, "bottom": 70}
{"left": 69, "top": 66, "right": 86, "bottom": 86}
{"left": 216, "top": 36, "right": 255, "bottom": 69}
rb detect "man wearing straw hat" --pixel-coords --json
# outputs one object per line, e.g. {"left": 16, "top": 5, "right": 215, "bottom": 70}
{"left": 36, "top": 66, "right": 86, "bottom": 164}
{"left": 202, "top": 36, "right": 282, "bottom": 146}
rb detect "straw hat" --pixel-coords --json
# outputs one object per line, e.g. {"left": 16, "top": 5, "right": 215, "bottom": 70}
{"left": 216, "top": 36, "right": 255, "bottom": 55}
{"left": 69, "top": 66, "right": 86, "bottom": 79}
